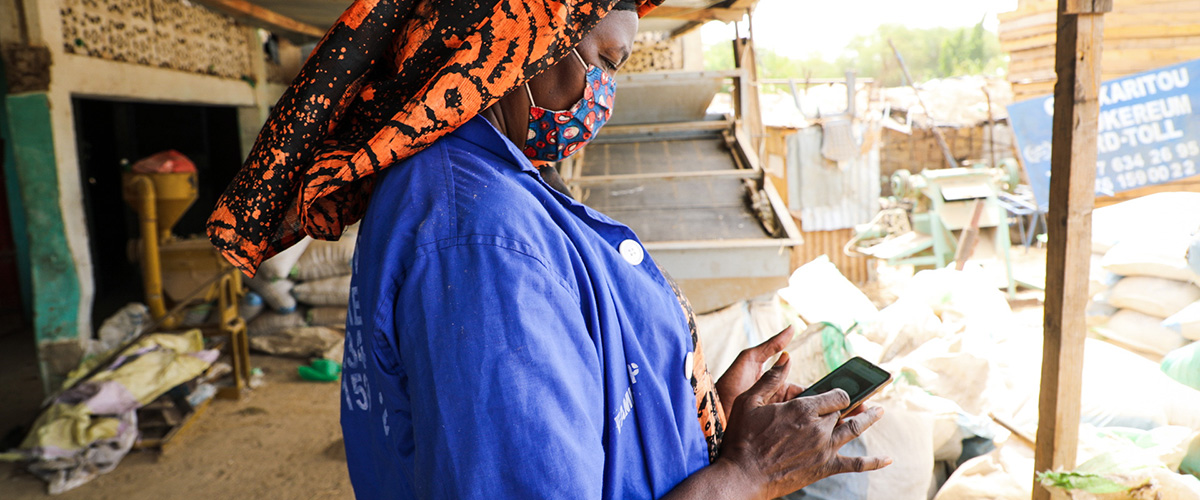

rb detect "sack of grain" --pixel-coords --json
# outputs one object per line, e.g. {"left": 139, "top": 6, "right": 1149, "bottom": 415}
{"left": 243, "top": 275, "right": 297, "bottom": 313}
{"left": 1102, "top": 234, "right": 1199, "bottom": 283}
{"left": 695, "top": 296, "right": 793, "bottom": 379}
{"left": 249, "top": 326, "right": 344, "bottom": 359}
{"left": 1092, "top": 192, "right": 1200, "bottom": 254}
{"left": 1164, "top": 300, "right": 1200, "bottom": 341}
{"left": 858, "top": 297, "right": 947, "bottom": 364}
{"left": 307, "top": 307, "right": 349, "bottom": 328}
{"left": 1001, "top": 338, "right": 1200, "bottom": 433}
{"left": 247, "top": 311, "right": 307, "bottom": 338}
{"left": 257, "top": 237, "right": 311, "bottom": 280}
{"left": 1094, "top": 309, "right": 1188, "bottom": 360}
{"left": 777, "top": 255, "right": 878, "bottom": 333}
{"left": 900, "top": 268, "right": 1014, "bottom": 340}
{"left": 795, "top": 389, "right": 937, "bottom": 500}
{"left": 1087, "top": 294, "right": 1118, "bottom": 327}
{"left": 1089, "top": 255, "right": 1121, "bottom": 298}
{"left": 292, "top": 275, "right": 352, "bottom": 306}
{"left": 295, "top": 224, "right": 358, "bottom": 282}
{"left": 1107, "top": 276, "right": 1200, "bottom": 318}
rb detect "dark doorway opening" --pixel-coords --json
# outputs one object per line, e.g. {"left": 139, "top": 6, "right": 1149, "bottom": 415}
{"left": 0, "top": 140, "right": 21, "bottom": 318}
{"left": 72, "top": 98, "right": 242, "bottom": 328}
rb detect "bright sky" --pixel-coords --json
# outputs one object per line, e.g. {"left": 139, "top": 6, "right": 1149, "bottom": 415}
{"left": 701, "top": 0, "right": 1020, "bottom": 60}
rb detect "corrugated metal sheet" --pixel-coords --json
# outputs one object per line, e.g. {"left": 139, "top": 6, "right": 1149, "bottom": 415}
{"left": 789, "top": 227, "right": 873, "bottom": 284}
{"left": 785, "top": 126, "right": 881, "bottom": 232}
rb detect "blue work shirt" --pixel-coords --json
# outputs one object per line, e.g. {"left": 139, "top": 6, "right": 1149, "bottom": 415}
{"left": 340, "top": 116, "right": 712, "bottom": 499}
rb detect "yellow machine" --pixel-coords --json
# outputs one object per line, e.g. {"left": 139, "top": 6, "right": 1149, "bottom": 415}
{"left": 121, "top": 171, "right": 251, "bottom": 399}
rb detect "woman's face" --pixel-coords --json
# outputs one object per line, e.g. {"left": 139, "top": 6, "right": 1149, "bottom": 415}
{"left": 525, "top": 10, "right": 638, "bottom": 112}
{"left": 482, "top": 10, "right": 637, "bottom": 160}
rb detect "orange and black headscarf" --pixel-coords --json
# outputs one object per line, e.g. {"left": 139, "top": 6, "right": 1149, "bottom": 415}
{"left": 208, "top": 0, "right": 662, "bottom": 276}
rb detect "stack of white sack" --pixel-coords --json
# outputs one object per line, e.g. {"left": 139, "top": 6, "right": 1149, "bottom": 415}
{"left": 699, "top": 255, "right": 1200, "bottom": 499}
{"left": 1087, "top": 193, "right": 1200, "bottom": 360}
{"left": 698, "top": 258, "right": 1011, "bottom": 500}
{"left": 242, "top": 224, "right": 358, "bottom": 360}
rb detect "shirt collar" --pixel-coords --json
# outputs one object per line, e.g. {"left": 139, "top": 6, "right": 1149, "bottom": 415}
{"left": 453, "top": 115, "right": 539, "bottom": 175}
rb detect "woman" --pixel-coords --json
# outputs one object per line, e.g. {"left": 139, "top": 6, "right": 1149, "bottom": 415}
{"left": 208, "top": 1, "right": 889, "bottom": 498}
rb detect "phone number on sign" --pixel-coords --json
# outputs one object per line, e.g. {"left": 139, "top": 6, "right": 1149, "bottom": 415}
{"left": 1096, "top": 140, "right": 1200, "bottom": 194}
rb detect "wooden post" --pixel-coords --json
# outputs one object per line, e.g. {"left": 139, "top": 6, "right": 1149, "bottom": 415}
{"left": 1033, "top": 0, "right": 1108, "bottom": 498}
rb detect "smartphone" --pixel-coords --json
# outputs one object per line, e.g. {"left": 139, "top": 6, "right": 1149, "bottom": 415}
{"left": 797, "top": 357, "right": 892, "bottom": 417}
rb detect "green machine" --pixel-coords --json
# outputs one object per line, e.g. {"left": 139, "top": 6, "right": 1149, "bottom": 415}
{"left": 850, "top": 162, "right": 1021, "bottom": 298}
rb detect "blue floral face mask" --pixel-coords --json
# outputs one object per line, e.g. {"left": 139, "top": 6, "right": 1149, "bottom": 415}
{"left": 523, "top": 49, "right": 616, "bottom": 162}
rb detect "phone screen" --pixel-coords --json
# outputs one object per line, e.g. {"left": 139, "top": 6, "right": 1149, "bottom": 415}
{"left": 798, "top": 357, "right": 892, "bottom": 414}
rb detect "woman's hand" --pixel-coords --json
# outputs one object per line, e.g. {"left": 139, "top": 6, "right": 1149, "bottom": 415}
{"left": 715, "top": 325, "right": 802, "bottom": 419}
{"left": 715, "top": 353, "right": 891, "bottom": 499}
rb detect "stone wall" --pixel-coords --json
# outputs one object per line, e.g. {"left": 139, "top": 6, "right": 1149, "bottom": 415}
{"left": 879, "top": 123, "right": 1015, "bottom": 195}
{"left": 60, "top": 0, "right": 254, "bottom": 79}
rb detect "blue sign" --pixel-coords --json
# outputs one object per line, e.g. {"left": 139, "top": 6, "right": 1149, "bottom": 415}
{"left": 1007, "top": 58, "right": 1200, "bottom": 211}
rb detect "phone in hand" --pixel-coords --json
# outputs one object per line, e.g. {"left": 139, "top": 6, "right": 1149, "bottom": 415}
{"left": 797, "top": 357, "right": 892, "bottom": 418}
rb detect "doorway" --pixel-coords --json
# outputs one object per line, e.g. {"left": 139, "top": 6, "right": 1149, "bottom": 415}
{"left": 72, "top": 98, "right": 242, "bottom": 327}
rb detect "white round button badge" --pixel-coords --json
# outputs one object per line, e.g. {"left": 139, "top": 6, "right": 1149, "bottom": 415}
{"left": 618, "top": 239, "right": 644, "bottom": 266}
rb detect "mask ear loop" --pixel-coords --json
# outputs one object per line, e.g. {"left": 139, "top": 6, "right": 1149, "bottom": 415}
{"left": 524, "top": 82, "right": 537, "bottom": 108}
{"left": 572, "top": 48, "right": 588, "bottom": 69}
{"left": 526, "top": 48, "right": 588, "bottom": 109}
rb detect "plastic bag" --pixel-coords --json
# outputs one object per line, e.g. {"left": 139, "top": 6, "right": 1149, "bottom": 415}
{"left": 1162, "top": 342, "right": 1200, "bottom": 391}
{"left": 129, "top": 150, "right": 196, "bottom": 174}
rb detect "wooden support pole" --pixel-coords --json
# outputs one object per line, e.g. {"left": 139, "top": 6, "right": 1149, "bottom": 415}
{"left": 1032, "top": 0, "right": 1108, "bottom": 498}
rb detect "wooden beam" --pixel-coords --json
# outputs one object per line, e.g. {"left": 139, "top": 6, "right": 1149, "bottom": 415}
{"left": 1032, "top": 0, "right": 1106, "bottom": 498}
{"left": 643, "top": 6, "right": 744, "bottom": 23}
{"left": 191, "top": 0, "right": 326, "bottom": 40}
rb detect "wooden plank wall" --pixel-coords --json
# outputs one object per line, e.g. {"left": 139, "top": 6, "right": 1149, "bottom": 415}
{"left": 1001, "top": 0, "right": 1200, "bottom": 101}
{"left": 1002, "top": 0, "right": 1200, "bottom": 204}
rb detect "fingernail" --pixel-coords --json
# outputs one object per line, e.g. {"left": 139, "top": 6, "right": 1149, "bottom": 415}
{"left": 884, "top": 458, "right": 894, "bottom": 467}
{"left": 774, "top": 351, "right": 790, "bottom": 367}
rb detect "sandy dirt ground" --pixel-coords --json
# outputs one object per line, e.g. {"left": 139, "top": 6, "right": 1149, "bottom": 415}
{"left": 1, "top": 355, "right": 354, "bottom": 500}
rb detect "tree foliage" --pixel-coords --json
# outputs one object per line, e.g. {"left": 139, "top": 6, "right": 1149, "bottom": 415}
{"left": 704, "top": 19, "right": 1006, "bottom": 86}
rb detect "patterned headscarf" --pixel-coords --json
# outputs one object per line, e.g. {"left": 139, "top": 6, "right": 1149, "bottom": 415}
{"left": 208, "top": 0, "right": 663, "bottom": 276}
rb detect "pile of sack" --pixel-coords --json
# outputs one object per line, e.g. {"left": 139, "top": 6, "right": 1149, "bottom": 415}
{"left": 239, "top": 224, "right": 359, "bottom": 361}
{"left": 696, "top": 252, "right": 1200, "bottom": 500}
{"left": 1085, "top": 194, "right": 1200, "bottom": 391}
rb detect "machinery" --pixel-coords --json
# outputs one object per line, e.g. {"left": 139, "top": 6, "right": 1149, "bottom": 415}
{"left": 848, "top": 162, "right": 1021, "bottom": 297}
{"left": 121, "top": 171, "right": 252, "bottom": 400}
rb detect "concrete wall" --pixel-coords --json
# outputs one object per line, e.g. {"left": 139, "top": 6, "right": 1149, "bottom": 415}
{"left": 1, "top": 0, "right": 294, "bottom": 389}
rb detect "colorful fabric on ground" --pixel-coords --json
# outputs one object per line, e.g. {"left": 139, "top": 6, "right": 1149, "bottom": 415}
{"left": 207, "top": 0, "right": 663, "bottom": 276}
